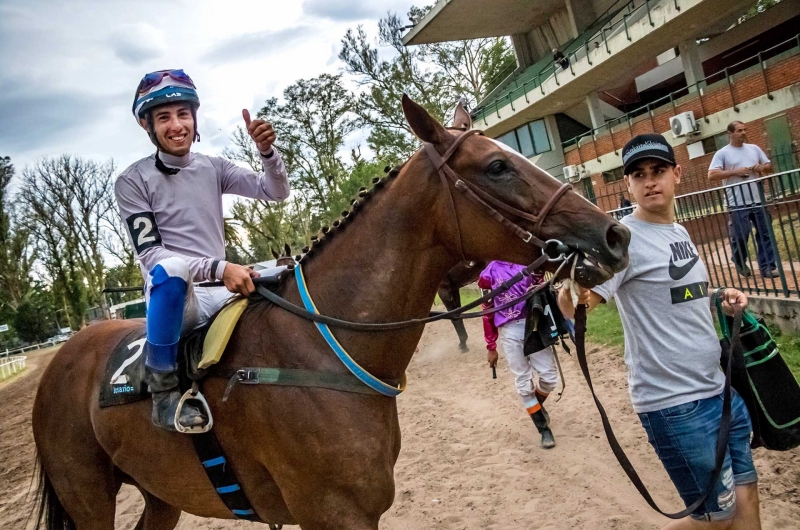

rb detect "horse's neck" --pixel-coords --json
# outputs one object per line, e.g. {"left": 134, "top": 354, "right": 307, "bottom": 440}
{"left": 295, "top": 162, "right": 458, "bottom": 379}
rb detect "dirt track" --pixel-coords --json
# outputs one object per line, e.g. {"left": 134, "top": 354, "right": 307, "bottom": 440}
{"left": 1, "top": 322, "right": 798, "bottom": 529}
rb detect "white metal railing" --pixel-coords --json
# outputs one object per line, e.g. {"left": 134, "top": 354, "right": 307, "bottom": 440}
{"left": 0, "top": 355, "right": 27, "bottom": 380}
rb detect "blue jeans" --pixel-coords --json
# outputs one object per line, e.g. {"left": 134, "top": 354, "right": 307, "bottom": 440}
{"left": 728, "top": 206, "right": 776, "bottom": 274}
{"left": 638, "top": 390, "right": 757, "bottom": 521}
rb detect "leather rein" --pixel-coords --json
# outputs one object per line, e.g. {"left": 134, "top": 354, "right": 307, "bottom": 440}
{"left": 254, "top": 128, "right": 576, "bottom": 332}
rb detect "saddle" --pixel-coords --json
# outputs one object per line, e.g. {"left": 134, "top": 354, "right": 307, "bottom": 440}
{"left": 99, "top": 297, "right": 249, "bottom": 409}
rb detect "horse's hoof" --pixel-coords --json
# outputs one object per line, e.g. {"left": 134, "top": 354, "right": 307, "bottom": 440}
{"left": 459, "top": 344, "right": 469, "bottom": 353}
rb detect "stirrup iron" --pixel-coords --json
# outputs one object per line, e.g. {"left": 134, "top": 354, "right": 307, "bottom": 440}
{"left": 175, "top": 382, "right": 213, "bottom": 434}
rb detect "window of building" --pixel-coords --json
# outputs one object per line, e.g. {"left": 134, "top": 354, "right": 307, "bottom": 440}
{"left": 529, "top": 120, "right": 551, "bottom": 154}
{"left": 517, "top": 125, "right": 535, "bottom": 157}
{"left": 495, "top": 119, "right": 552, "bottom": 157}
{"left": 701, "top": 132, "right": 729, "bottom": 155}
{"left": 498, "top": 130, "right": 519, "bottom": 152}
{"left": 602, "top": 166, "right": 625, "bottom": 184}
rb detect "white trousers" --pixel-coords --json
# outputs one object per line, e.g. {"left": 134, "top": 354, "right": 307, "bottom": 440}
{"left": 498, "top": 319, "right": 559, "bottom": 400}
{"left": 144, "top": 257, "right": 236, "bottom": 335}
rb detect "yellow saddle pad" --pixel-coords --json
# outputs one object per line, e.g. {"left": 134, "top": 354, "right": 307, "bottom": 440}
{"left": 198, "top": 298, "right": 249, "bottom": 369}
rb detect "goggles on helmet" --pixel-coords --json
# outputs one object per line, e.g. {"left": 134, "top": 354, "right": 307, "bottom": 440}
{"left": 135, "top": 69, "right": 196, "bottom": 98}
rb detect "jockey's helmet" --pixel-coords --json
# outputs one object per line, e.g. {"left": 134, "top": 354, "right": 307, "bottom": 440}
{"left": 132, "top": 69, "right": 201, "bottom": 146}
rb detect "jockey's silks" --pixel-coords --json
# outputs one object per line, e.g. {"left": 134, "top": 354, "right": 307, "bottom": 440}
{"left": 115, "top": 149, "right": 289, "bottom": 285}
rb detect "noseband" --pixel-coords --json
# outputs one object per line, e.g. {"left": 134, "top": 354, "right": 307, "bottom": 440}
{"left": 422, "top": 129, "right": 572, "bottom": 261}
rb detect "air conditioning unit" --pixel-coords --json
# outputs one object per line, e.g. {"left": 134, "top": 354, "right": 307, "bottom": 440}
{"left": 563, "top": 165, "right": 582, "bottom": 183}
{"left": 670, "top": 111, "right": 698, "bottom": 138}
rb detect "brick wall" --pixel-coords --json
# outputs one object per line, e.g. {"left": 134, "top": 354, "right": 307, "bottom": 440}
{"left": 566, "top": 53, "right": 800, "bottom": 211}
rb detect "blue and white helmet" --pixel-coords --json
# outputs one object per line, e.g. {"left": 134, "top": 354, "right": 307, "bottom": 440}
{"left": 132, "top": 69, "right": 200, "bottom": 121}
{"left": 133, "top": 69, "right": 200, "bottom": 147}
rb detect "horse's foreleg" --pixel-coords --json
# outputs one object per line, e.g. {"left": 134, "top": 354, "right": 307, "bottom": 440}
{"left": 133, "top": 487, "right": 182, "bottom": 530}
{"left": 439, "top": 284, "right": 469, "bottom": 352}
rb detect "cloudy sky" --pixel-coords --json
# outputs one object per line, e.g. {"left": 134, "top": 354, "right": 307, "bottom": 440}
{"left": 0, "top": 0, "right": 416, "bottom": 177}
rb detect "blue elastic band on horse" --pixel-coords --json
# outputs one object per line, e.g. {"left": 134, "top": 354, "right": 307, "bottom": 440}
{"left": 202, "top": 456, "right": 226, "bottom": 468}
{"left": 232, "top": 509, "right": 255, "bottom": 516}
{"left": 217, "top": 484, "right": 241, "bottom": 494}
{"left": 294, "top": 264, "right": 404, "bottom": 398}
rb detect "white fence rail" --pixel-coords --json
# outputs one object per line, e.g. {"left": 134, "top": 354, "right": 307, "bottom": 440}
{"left": 0, "top": 355, "right": 27, "bottom": 380}
{"left": 2, "top": 340, "right": 62, "bottom": 357}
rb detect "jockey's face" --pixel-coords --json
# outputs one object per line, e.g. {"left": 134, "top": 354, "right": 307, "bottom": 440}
{"left": 139, "top": 102, "right": 195, "bottom": 156}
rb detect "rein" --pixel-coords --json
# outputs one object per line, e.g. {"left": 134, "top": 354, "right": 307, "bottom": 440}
{"left": 573, "top": 303, "right": 739, "bottom": 519}
{"left": 237, "top": 129, "right": 579, "bottom": 398}
{"left": 255, "top": 253, "right": 574, "bottom": 332}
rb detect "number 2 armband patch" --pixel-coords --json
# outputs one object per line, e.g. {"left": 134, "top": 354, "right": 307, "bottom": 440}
{"left": 125, "top": 212, "right": 163, "bottom": 254}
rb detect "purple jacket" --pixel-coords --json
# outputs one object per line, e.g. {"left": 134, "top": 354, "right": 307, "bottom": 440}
{"left": 478, "top": 261, "right": 543, "bottom": 327}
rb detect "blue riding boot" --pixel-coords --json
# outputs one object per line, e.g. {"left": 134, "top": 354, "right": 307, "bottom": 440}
{"left": 145, "top": 262, "right": 207, "bottom": 432}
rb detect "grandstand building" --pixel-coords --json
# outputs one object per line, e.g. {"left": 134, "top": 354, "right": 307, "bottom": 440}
{"left": 404, "top": 0, "right": 800, "bottom": 212}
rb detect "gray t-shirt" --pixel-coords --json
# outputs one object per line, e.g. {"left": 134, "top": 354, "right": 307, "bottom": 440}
{"left": 592, "top": 214, "right": 724, "bottom": 413}
{"left": 709, "top": 143, "right": 769, "bottom": 207}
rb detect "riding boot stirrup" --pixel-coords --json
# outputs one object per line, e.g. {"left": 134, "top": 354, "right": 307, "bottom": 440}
{"left": 145, "top": 369, "right": 212, "bottom": 433}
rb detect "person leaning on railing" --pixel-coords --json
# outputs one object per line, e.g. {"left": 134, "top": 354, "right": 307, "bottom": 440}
{"left": 708, "top": 121, "right": 778, "bottom": 279}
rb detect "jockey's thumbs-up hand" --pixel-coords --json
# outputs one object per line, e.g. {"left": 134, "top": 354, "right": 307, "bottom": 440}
{"left": 242, "top": 109, "right": 276, "bottom": 155}
{"left": 222, "top": 262, "right": 261, "bottom": 297}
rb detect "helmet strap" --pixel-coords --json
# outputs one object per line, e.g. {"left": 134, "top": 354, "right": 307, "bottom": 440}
{"left": 191, "top": 106, "right": 201, "bottom": 143}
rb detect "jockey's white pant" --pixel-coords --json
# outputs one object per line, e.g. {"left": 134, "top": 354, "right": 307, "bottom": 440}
{"left": 144, "top": 257, "right": 236, "bottom": 335}
{"left": 498, "top": 319, "right": 559, "bottom": 402}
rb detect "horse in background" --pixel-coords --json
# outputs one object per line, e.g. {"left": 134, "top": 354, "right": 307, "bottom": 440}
{"left": 437, "top": 260, "right": 486, "bottom": 352}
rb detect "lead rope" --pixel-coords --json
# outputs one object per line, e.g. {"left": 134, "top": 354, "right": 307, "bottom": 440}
{"left": 573, "top": 303, "right": 739, "bottom": 519}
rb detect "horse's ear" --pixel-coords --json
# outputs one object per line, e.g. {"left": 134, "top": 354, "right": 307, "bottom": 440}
{"left": 271, "top": 247, "right": 279, "bottom": 260}
{"left": 284, "top": 243, "right": 291, "bottom": 256}
{"left": 452, "top": 101, "right": 472, "bottom": 131}
{"left": 402, "top": 94, "right": 448, "bottom": 147}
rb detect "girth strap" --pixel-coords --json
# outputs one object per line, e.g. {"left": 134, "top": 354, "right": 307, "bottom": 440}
{"left": 220, "top": 367, "right": 394, "bottom": 401}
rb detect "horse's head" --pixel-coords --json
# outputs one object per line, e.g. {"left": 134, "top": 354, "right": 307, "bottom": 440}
{"left": 402, "top": 95, "right": 629, "bottom": 287}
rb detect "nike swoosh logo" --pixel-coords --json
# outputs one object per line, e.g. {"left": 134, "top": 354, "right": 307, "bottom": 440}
{"left": 669, "top": 255, "right": 700, "bottom": 280}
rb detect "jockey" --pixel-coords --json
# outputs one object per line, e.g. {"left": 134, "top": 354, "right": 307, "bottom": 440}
{"left": 115, "top": 70, "right": 290, "bottom": 431}
{"left": 479, "top": 261, "right": 559, "bottom": 449}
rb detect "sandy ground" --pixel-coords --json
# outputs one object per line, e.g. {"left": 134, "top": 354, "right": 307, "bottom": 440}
{"left": 1, "top": 322, "right": 798, "bottom": 529}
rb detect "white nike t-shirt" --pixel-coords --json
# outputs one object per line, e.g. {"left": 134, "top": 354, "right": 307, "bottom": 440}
{"left": 592, "top": 215, "right": 724, "bottom": 413}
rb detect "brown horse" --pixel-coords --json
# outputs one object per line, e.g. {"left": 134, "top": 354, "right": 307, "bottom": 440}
{"left": 436, "top": 260, "right": 485, "bottom": 352}
{"left": 31, "top": 96, "right": 629, "bottom": 529}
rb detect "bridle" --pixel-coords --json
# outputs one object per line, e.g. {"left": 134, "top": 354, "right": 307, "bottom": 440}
{"left": 249, "top": 128, "right": 579, "bottom": 332}
{"left": 422, "top": 128, "right": 572, "bottom": 263}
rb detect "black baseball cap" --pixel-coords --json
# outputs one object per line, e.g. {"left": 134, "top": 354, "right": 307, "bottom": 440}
{"left": 621, "top": 133, "right": 676, "bottom": 175}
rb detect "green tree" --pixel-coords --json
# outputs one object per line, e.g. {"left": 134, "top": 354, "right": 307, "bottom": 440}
{"left": 12, "top": 282, "right": 58, "bottom": 343}
{"left": 223, "top": 124, "right": 305, "bottom": 259}
{"left": 0, "top": 156, "right": 34, "bottom": 312}
{"left": 340, "top": 7, "right": 515, "bottom": 161}
{"left": 225, "top": 74, "right": 364, "bottom": 254}
{"left": 340, "top": 12, "right": 454, "bottom": 163}
{"left": 17, "top": 156, "right": 116, "bottom": 328}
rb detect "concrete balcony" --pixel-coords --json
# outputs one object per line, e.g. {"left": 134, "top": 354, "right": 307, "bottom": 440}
{"left": 471, "top": 0, "right": 753, "bottom": 137}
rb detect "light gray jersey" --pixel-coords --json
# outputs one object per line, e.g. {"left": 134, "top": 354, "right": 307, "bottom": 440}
{"left": 592, "top": 214, "right": 723, "bottom": 413}
{"left": 709, "top": 143, "right": 770, "bottom": 207}
{"left": 115, "top": 150, "right": 290, "bottom": 284}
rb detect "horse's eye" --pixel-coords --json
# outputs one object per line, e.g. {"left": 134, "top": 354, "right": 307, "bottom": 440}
{"left": 487, "top": 160, "right": 506, "bottom": 176}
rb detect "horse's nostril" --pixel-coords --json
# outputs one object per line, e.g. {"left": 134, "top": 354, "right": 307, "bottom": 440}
{"left": 606, "top": 224, "right": 630, "bottom": 255}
